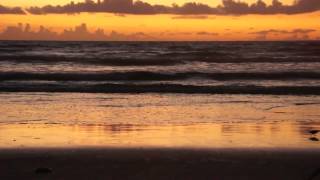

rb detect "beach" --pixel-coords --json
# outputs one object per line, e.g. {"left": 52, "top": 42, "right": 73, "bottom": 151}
{"left": 0, "top": 93, "right": 319, "bottom": 179}
{"left": 1, "top": 148, "right": 320, "bottom": 180}
{"left": 0, "top": 41, "right": 320, "bottom": 179}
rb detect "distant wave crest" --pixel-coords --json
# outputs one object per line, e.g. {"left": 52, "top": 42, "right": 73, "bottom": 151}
{"left": 1, "top": 71, "right": 320, "bottom": 81}
{"left": 0, "top": 83, "right": 320, "bottom": 95}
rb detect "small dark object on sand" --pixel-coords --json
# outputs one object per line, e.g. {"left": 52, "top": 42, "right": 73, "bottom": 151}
{"left": 309, "top": 130, "right": 319, "bottom": 135}
{"left": 309, "top": 137, "right": 319, "bottom": 142}
{"left": 34, "top": 167, "right": 52, "bottom": 175}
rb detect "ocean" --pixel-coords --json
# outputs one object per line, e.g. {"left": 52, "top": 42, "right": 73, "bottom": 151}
{"left": 1, "top": 41, "right": 320, "bottom": 94}
{"left": 0, "top": 41, "right": 319, "bottom": 148}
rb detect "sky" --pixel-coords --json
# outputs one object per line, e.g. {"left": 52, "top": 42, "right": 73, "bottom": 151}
{"left": 0, "top": 0, "right": 319, "bottom": 41}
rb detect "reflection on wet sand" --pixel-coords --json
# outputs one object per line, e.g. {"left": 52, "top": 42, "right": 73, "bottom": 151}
{"left": 0, "top": 93, "right": 319, "bottom": 148}
{"left": 0, "top": 121, "right": 319, "bottom": 148}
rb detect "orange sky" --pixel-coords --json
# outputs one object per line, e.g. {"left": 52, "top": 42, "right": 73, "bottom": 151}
{"left": 0, "top": 0, "right": 319, "bottom": 41}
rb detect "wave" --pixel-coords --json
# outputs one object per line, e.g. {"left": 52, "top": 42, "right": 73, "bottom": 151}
{"left": 0, "top": 55, "right": 181, "bottom": 66}
{"left": 0, "top": 83, "right": 320, "bottom": 95}
{"left": 1, "top": 41, "right": 320, "bottom": 66}
{"left": 1, "top": 55, "right": 320, "bottom": 66}
{"left": 1, "top": 71, "right": 320, "bottom": 81}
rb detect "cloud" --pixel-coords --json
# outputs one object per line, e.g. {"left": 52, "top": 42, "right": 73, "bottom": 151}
{"left": 18, "top": 0, "right": 320, "bottom": 15}
{"left": 220, "top": 0, "right": 320, "bottom": 14}
{"left": 291, "top": 29, "right": 317, "bottom": 34}
{"left": 196, "top": 31, "right": 219, "bottom": 36}
{"left": 0, "top": 23, "right": 316, "bottom": 41}
{"left": 250, "top": 28, "right": 317, "bottom": 40}
{"left": 0, "top": 5, "right": 25, "bottom": 14}
{"left": 26, "top": 0, "right": 162, "bottom": 15}
{"left": 171, "top": 15, "right": 209, "bottom": 19}
{"left": 0, "top": 23, "right": 154, "bottom": 41}
{"left": 0, "top": 0, "right": 319, "bottom": 15}
{"left": 172, "top": 2, "right": 217, "bottom": 14}
{"left": 250, "top": 29, "right": 289, "bottom": 36}
{"left": 167, "top": 32, "right": 193, "bottom": 36}
{"left": 114, "top": 13, "right": 127, "bottom": 17}
{"left": 158, "top": 31, "right": 218, "bottom": 36}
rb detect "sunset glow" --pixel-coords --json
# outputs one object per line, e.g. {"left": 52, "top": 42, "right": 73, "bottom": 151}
{"left": 1, "top": 1, "right": 320, "bottom": 179}
{"left": 0, "top": 0, "right": 319, "bottom": 41}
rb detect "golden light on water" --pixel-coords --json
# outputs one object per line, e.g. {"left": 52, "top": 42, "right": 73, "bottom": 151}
{"left": 0, "top": 93, "right": 319, "bottom": 148}
{"left": 0, "top": 122, "right": 315, "bottom": 148}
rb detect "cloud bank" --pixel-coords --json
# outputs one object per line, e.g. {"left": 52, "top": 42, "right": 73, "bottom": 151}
{"left": 0, "top": 23, "right": 219, "bottom": 41}
{"left": 0, "top": 0, "right": 320, "bottom": 15}
{"left": 251, "top": 28, "right": 317, "bottom": 40}
{"left": 22, "top": 0, "right": 320, "bottom": 15}
{"left": 0, "top": 5, "right": 25, "bottom": 14}
{"left": 0, "top": 23, "right": 316, "bottom": 41}
{"left": 0, "top": 23, "right": 153, "bottom": 41}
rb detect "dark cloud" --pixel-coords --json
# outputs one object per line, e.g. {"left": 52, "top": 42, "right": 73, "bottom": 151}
{"left": 221, "top": 0, "right": 320, "bottom": 14}
{"left": 0, "top": 23, "right": 154, "bottom": 41}
{"left": 21, "top": 0, "right": 320, "bottom": 15}
{"left": 0, "top": 0, "right": 319, "bottom": 15}
{"left": 171, "top": 2, "right": 217, "bottom": 14}
{"left": 26, "top": 0, "right": 163, "bottom": 15}
{"left": 0, "top": 5, "right": 25, "bottom": 14}
{"left": 250, "top": 28, "right": 317, "bottom": 40}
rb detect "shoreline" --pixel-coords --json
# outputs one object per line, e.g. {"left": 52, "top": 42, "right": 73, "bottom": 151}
{"left": 2, "top": 84, "right": 320, "bottom": 95}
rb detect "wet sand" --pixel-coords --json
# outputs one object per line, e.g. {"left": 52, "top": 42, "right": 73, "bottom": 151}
{"left": 0, "top": 93, "right": 319, "bottom": 179}
{"left": 1, "top": 148, "right": 320, "bottom": 180}
{"left": 1, "top": 93, "right": 320, "bottom": 149}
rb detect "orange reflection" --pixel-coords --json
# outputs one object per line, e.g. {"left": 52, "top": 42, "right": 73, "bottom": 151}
{"left": 0, "top": 121, "right": 318, "bottom": 148}
{"left": 0, "top": 93, "right": 319, "bottom": 149}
